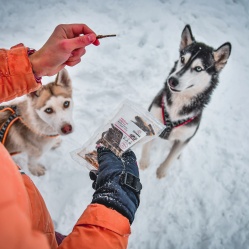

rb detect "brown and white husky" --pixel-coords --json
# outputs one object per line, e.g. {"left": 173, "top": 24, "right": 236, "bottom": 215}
{"left": 0, "top": 68, "right": 74, "bottom": 176}
{"left": 139, "top": 25, "right": 231, "bottom": 179}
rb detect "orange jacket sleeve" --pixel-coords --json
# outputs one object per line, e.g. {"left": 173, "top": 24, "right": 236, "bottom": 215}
{"left": 0, "top": 43, "right": 40, "bottom": 103}
{"left": 0, "top": 143, "right": 50, "bottom": 249}
{"left": 0, "top": 44, "right": 131, "bottom": 249}
{"left": 0, "top": 143, "right": 131, "bottom": 249}
{"left": 21, "top": 173, "right": 58, "bottom": 249}
{"left": 58, "top": 204, "right": 130, "bottom": 249}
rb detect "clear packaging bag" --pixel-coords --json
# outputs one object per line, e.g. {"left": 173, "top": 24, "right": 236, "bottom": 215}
{"left": 71, "top": 100, "right": 165, "bottom": 170}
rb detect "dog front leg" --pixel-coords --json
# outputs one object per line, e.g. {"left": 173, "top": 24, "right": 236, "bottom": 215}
{"left": 156, "top": 140, "right": 187, "bottom": 179}
{"left": 27, "top": 156, "right": 47, "bottom": 176}
{"left": 26, "top": 147, "right": 46, "bottom": 176}
{"left": 139, "top": 140, "right": 153, "bottom": 170}
{"left": 51, "top": 136, "right": 62, "bottom": 150}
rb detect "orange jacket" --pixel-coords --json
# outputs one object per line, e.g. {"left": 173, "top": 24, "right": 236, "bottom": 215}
{"left": 0, "top": 44, "right": 130, "bottom": 249}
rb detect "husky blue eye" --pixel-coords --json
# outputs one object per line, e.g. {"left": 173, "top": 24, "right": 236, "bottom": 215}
{"left": 181, "top": 56, "right": 185, "bottom": 63}
{"left": 64, "top": 101, "right": 70, "bottom": 108}
{"left": 45, "top": 108, "right": 53, "bottom": 114}
{"left": 194, "top": 66, "right": 202, "bottom": 72}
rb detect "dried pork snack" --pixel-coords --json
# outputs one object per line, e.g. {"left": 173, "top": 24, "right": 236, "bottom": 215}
{"left": 92, "top": 116, "right": 155, "bottom": 160}
{"left": 71, "top": 100, "right": 165, "bottom": 171}
{"left": 132, "top": 116, "right": 155, "bottom": 136}
{"left": 78, "top": 117, "right": 158, "bottom": 167}
{"left": 83, "top": 150, "right": 98, "bottom": 169}
{"left": 97, "top": 124, "right": 123, "bottom": 157}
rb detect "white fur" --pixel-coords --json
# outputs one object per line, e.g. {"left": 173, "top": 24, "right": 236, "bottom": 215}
{"left": 140, "top": 25, "right": 231, "bottom": 179}
{"left": 1, "top": 69, "right": 74, "bottom": 176}
{"left": 170, "top": 58, "right": 212, "bottom": 94}
{"left": 140, "top": 57, "right": 210, "bottom": 178}
{"left": 140, "top": 104, "right": 197, "bottom": 177}
{"left": 36, "top": 96, "right": 74, "bottom": 136}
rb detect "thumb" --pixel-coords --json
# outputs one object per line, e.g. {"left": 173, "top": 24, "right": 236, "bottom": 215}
{"left": 68, "top": 33, "right": 96, "bottom": 50}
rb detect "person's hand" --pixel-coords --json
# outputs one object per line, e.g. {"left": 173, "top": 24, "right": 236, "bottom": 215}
{"left": 89, "top": 147, "right": 142, "bottom": 224}
{"left": 29, "top": 23, "right": 100, "bottom": 77}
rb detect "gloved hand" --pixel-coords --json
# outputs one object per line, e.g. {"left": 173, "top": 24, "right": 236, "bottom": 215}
{"left": 89, "top": 147, "right": 142, "bottom": 224}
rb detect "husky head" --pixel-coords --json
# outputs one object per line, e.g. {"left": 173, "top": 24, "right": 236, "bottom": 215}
{"left": 166, "top": 25, "right": 231, "bottom": 94}
{"left": 28, "top": 68, "right": 74, "bottom": 135}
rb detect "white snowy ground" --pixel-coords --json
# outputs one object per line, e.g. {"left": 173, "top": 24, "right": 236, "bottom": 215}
{"left": 1, "top": 0, "right": 249, "bottom": 248}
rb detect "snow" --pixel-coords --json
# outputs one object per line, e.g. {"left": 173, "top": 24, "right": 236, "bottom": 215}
{"left": 1, "top": 0, "right": 249, "bottom": 248}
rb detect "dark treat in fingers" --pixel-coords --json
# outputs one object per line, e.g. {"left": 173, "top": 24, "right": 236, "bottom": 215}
{"left": 96, "top": 34, "right": 117, "bottom": 39}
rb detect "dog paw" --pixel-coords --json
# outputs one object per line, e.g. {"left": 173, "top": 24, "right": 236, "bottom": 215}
{"left": 139, "top": 159, "right": 149, "bottom": 170}
{"left": 156, "top": 167, "right": 166, "bottom": 179}
{"left": 29, "top": 164, "right": 46, "bottom": 176}
{"left": 51, "top": 137, "right": 62, "bottom": 150}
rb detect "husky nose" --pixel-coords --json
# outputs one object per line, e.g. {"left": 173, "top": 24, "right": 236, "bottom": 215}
{"left": 168, "top": 77, "right": 179, "bottom": 87}
{"left": 61, "top": 124, "right": 72, "bottom": 134}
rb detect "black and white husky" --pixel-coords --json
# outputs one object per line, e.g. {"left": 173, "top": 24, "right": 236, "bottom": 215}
{"left": 139, "top": 25, "right": 231, "bottom": 178}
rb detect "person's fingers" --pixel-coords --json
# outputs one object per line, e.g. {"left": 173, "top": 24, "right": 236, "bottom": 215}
{"left": 70, "top": 23, "right": 96, "bottom": 37}
{"left": 93, "top": 39, "right": 100, "bottom": 46}
{"left": 55, "top": 24, "right": 96, "bottom": 38}
{"left": 122, "top": 150, "right": 139, "bottom": 175}
{"left": 67, "top": 47, "right": 86, "bottom": 62}
{"left": 65, "top": 58, "right": 81, "bottom": 67}
{"left": 65, "top": 24, "right": 100, "bottom": 46}
{"left": 65, "top": 33, "right": 97, "bottom": 51}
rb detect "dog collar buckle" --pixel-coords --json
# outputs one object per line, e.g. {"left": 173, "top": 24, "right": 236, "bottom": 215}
{"left": 120, "top": 172, "right": 142, "bottom": 193}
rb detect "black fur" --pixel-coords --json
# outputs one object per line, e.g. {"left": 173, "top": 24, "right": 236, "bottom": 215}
{"left": 149, "top": 25, "right": 231, "bottom": 140}
{"left": 142, "top": 26, "right": 231, "bottom": 177}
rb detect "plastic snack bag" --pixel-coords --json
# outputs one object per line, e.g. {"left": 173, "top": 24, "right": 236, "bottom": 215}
{"left": 71, "top": 100, "right": 165, "bottom": 170}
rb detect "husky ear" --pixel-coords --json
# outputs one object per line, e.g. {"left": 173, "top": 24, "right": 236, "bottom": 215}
{"left": 180, "top": 25, "right": 195, "bottom": 51}
{"left": 55, "top": 68, "right": 72, "bottom": 88}
{"left": 213, "top": 42, "right": 232, "bottom": 72}
{"left": 27, "top": 87, "right": 43, "bottom": 98}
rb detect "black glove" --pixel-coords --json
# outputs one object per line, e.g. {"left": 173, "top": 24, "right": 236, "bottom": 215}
{"left": 89, "top": 147, "right": 142, "bottom": 224}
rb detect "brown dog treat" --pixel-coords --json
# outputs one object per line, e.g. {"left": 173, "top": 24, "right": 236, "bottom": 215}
{"left": 96, "top": 34, "right": 117, "bottom": 39}
{"left": 96, "top": 124, "right": 123, "bottom": 157}
{"left": 84, "top": 150, "right": 99, "bottom": 169}
{"left": 95, "top": 117, "right": 155, "bottom": 158}
{"left": 132, "top": 116, "right": 155, "bottom": 136}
